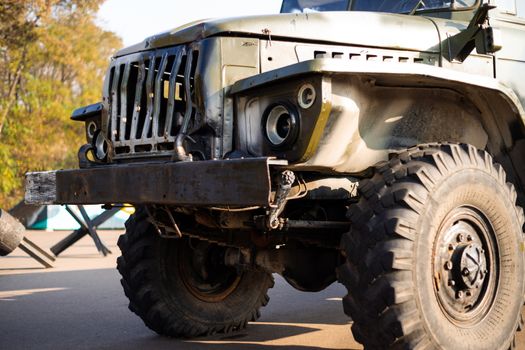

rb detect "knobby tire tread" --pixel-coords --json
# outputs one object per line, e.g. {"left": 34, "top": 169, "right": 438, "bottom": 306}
{"left": 338, "top": 143, "right": 525, "bottom": 350}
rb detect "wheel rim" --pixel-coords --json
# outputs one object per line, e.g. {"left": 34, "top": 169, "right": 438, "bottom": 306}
{"left": 170, "top": 239, "right": 241, "bottom": 303}
{"left": 433, "top": 206, "right": 499, "bottom": 326}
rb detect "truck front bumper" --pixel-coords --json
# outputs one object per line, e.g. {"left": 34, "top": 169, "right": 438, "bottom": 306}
{"left": 25, "top": 158, "right": 285, "bottom": 207}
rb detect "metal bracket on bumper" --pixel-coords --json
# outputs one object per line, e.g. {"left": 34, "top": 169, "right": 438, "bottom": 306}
{"left": 25, "top": 158, "right": 286, "bottom": 207}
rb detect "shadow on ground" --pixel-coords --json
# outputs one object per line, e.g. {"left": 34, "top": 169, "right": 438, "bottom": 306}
{"left": 0, "top": 268, "right": 358, "bottom": 350}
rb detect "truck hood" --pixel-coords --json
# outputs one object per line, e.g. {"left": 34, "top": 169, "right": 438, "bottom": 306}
{"left": 115, "top": 12, "right": 441, "bottom": 57}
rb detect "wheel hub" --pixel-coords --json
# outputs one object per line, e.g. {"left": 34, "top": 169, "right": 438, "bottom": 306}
{"left": 178, "top": 239, "right": 242, "bottom": 303}
{"left": 433, "top": 207, "right": 497, "bottom": 324}
{"left": 459, "top": 243, "right": 487, "bottom": 289}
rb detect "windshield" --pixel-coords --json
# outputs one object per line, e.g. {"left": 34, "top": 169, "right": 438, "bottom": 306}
{"left": 281, "top": 0, "right": 477, "bottom": 14}
{"left": 281, "top": 0, "right": 350, "bottom": 13}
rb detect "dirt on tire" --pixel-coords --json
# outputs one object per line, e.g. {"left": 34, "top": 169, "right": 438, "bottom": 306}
{"left": 338, "top": 143, "right": 525, "bottom": 349}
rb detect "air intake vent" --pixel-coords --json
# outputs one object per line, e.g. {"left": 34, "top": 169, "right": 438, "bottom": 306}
{"left": 296, "top": 45, "right": 437, "bottom": 66}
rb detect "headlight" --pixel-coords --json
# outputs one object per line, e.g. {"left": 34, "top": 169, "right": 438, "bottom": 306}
{"left": 264, "top": 103, "right": 300, "bottom": 149}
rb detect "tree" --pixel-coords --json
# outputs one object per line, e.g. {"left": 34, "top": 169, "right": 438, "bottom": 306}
{"left": 0, "top": 0, "right": 122, "bottom": 208}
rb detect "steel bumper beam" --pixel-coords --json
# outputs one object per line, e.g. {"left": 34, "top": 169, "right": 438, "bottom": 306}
{"left": 25, "top": 158, "right": 285, "bottom": 207}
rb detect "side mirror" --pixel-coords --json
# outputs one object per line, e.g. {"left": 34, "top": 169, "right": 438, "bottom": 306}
{"left": 475, "top": 27, "right": 503, "bottom": 55}
{"left": 444, "top": 3, "right": 502, "bottom": 62}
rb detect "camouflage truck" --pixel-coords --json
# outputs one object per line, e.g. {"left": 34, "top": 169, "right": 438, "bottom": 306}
{"left": 25, "top": 0, "right": 525, "bottom": 348}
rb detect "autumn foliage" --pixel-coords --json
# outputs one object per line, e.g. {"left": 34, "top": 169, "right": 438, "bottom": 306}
{"left": 0, "top": 0, "right": 122, "bottom": 208}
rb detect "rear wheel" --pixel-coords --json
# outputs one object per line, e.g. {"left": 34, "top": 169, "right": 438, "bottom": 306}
{"left": 117, "top": 208, "right": 274, "bottom": 337}
{"left": 338, "top": 144, "right": 525, "bottom": 349}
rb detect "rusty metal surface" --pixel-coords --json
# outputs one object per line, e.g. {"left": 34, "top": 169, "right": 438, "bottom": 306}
{"left": 99, "top": 37, "right": 261, "bottom": 163}
{"left": 26, "top": 158, "right": 276, "bottom": 207}
{"left": 104, "top": 45, "right": 197, "bottom": 160}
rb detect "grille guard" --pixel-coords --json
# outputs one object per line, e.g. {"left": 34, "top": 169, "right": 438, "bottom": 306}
{"left": 105, "top": 45, "right": 199, "bottom": 160}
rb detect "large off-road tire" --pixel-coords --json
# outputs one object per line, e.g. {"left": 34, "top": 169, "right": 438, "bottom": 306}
{"left": 117, "top": 208, "right": 274, "bottom": 337}
{"left": 338, "top": 144, "right": 525, "bottom": 349}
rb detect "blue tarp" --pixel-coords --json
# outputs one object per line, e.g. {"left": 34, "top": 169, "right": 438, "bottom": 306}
{"left": 30, "top": 205, "right": 132, "bottom": 230}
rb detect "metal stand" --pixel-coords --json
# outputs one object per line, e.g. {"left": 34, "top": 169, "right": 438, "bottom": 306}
{"left": 18, "top": 237, "right": 55, "bottom": 268}
{"left": 50, "top": 205, "right": 119, "bottom": 257}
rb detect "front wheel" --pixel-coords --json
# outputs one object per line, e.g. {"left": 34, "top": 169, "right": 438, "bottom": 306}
{"left": 117, "top": 209, "right": 274, "bottom": 337}
{"left": 338, "top": 144, "right": 525, "bottom": 349}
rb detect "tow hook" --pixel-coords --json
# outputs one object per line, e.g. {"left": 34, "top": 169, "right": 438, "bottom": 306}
{"left": 267, "top": 170, "right": 295, "bottom": 230}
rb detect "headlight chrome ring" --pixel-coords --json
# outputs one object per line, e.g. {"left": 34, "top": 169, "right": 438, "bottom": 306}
{"left": 264, "top": 103, "right": 300, "bottom": 149}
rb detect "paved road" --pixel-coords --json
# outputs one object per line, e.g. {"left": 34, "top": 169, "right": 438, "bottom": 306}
{"left": 0, "top": 230, "right": 359, "bottom": 350}
{"left": 2, "top": 230, "right": 525, "bottom": 350}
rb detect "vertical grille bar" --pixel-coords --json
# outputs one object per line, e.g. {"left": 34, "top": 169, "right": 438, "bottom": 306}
{"left": 110, "top": 64, "right": 121, "bottom": 142}
{"left": 180, "top": 48, "right": 194, "bottom": 134}
{"left": 165, "top": 47, "right": 184, "bottom": 138}
{"left": 142, "top": 57, "right": 156, "bottom": 139}
{"left": 130, "top": 59, "right": 146, "bottom": 141}
{"left": 153, "top": 53, "right": 169, "bottom": 140}
{"left": 119, "top": 63, "right": 131, "bottom": 141}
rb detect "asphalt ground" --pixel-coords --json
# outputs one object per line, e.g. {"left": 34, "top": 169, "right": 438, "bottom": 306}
{"left": 0, "top": 230, "right": 359, "bottom": 350}
{"left": 2, "top": 231, "right": 525, "bottom": 349}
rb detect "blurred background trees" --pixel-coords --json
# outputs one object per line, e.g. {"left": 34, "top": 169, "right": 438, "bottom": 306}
{"left": 0, "top": 0, "right": 122, "bottom": 208}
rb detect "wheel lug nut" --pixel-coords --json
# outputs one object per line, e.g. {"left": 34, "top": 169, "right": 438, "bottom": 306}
{"left": 466, "top": 291, "right": 472, "bottom": 297}
{"left": 467, "top": 235, "right": 473, "bottom": 242}
{"left": 456, "top": 291, "right": 464, "bottom": 299}
{"left": 445, "top": 261, "right": 453, "bottom": 270}
{"left": 448, "top": 279, "right": 455, "bottom": 286}
{"left": 457, "top": 234, "right": 464, "bottom": 242}
{"left": 462, "top": 267, "right": 470, "bottom": 276}
{"left": 448, "top": 244, "right": 454, "bottom": 252}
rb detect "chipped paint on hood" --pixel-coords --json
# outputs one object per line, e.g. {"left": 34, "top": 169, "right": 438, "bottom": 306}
{"left": 115, "top": 12, "right": 440, "bottom": 57}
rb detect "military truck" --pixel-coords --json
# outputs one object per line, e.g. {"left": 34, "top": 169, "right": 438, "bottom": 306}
{"left": 25, "top": 0, "right": 525, "bottom": 348}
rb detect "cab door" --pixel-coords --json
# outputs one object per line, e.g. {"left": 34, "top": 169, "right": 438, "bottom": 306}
{"left": 492, "top": 0, "right": 525, "bottom": 109}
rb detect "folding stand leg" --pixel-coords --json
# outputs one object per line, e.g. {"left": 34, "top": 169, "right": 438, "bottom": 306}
{"left": 50, "top": 227, "right": 88, "bottom": 256}
{"left": 50, "top": 205, "right": 119, "bottom": 257}
{"left": 18, "top": 237, "right": 55, "bottom": 268}
{"left": 78, "top": 205, "right": 112, "bottom": 256}
{"left": 51, "top": 207, "right": 120, "bottom": 256}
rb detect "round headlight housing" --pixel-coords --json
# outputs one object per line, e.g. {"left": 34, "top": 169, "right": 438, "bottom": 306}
{"left": 297, "top": 83, "right": 316, "bottom": 109}
{"left": 263, "top": 103, "right": 300, "bottom": 149}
